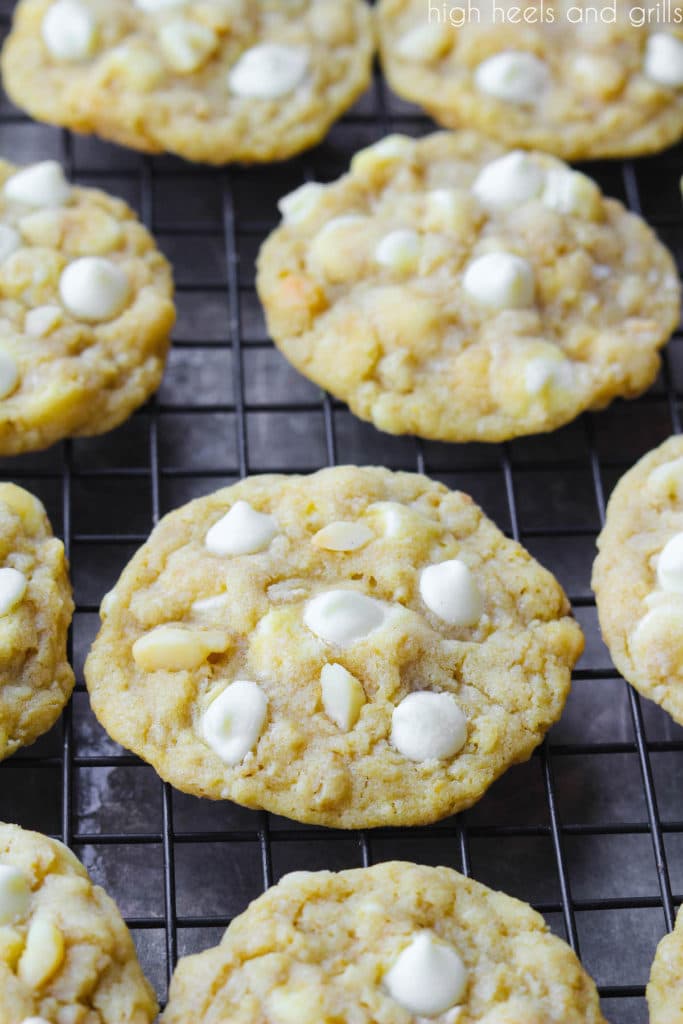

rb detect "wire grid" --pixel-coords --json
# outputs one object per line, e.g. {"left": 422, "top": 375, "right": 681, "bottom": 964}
{"left": 0, "top": 9, "right": 682, "bottom": 1021}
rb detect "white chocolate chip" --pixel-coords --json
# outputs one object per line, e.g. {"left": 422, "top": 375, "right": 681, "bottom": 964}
{"left": 304, "top": 589, "right": 386, "bottom": 646}
{"left": 391, "top": 692, "right": 467, "bottom": 762}
{"left": 658, "top": 532, "right": 683, "bottom": 593}
{"left": 462, "top": 252, "right": 535, "bottom": 310}
{"left": 312, "top": 520, "right": 373, "bottom": 552}
{"left": 132, "top": 625, "right": 230, "bottom": 671}
{"left": 396, "top": 23, "right": 450, "bottom": 63}
{"left": 3, "top": 161, "right": 71, "bottom": 208}
{"left": 205, "top": 500, "right": 277, "bottom": 556}
{"left": 474, "top": 51, "right": 549, "bottom": 105}
{"left": 385, "top": 931, "right": 468, "bottom": 1016}
{"left": 350, "top": 135, "right": 415, "bottom": 177}
{"left": 229, "top": 44, "right": 309, "bottom": 99}
{"left": 375, "top": 229, "right": 421, "bottom": 273}
{"left": 472, "top": 151, "right": 544, "bottom": 210}
{"left": 135, "top": 0, "right": 187, "bottom": 10}
{"left": 59, "top": 257, "right": 129, "bottom": 321}
{"left": 21, "top": 1019, "right": 53, "bottom": 1024}
{"left": 542, "top": 168, "right": 601, "bottom": 218}
{"left": 25, "top": 305, "right": 63, "bottom": 337}
{"left": 18, "top": 917, "right": 64, "bottom": 988}
{"left": 643, "top": 33, "right": 683, "bottom": 88}
{"left": 0, "top": 567, "right": 27, "bottom": 616}
{"left": 0, "top": 352, "right": 19, "bottom": 399}
{"left": 191, "top": 593, "right": 229, "bottom": 614}
{"left": 42, "top": 0, "right": 95, "bottom": 62}
{"left": 278, "top": 182, "right": 325, "bottom": 225}
{"left": 0, "top": 865, "right": 30, "bottom": 925}
{"left": 0, "top": 225, "right": 20, "bottom": 264}
{"left": 419, "top": 559, "right": 483, "bottom": 626}
{"left": 647, "top": 457, "right": 683, "bottom": 501}
{"left": 524, "top": 355, "right": 574, "bottom": 396}
{"left": 320, "top": 663, "right": 366, "bottom": 731}
{"left": 201, "top": 679, "right": 268, "bottom": 765}
{"left": 158, "top": 18, "right": 217, "bottom": 73}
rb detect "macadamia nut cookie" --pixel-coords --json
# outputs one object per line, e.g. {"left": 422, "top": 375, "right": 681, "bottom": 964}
{"left": 1, "top": 0, "right": 374, "bottom": 164}
{"left": 0, "top": 159, "right": 174, "bottom": 456}
{"left": 378, "top": 1, "right": 683, "bottom": 159}
{"left": 0, "top": 822, "right": 158, "bottom": 1024}
{"left": 593, "top": 435, "right": 683, "bottom": 726}
{"left": 0, "top": 484, "right": 73, "bottom": 761}
{"left": 162, "top": 861, "right": 606, "bottom": 1024}
{"left": 84, "top": 466, "right": 583, "bottom": 828}
{"left": 647, "top": 905, "right": 683, "bottom": 1024}
{"left": 257, "top": 131, "right": 680, "bottom": 443}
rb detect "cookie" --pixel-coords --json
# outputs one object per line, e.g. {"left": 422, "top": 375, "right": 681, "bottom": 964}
{"left": 0, "top": 484, "right": 74, "bottom": 761}
{"left": 647, "top": 905, "right": 683, "bottom": 1024}
{"left": 162, "top": 860, "right": 606, "bottom": 1024}
{"left": 84, "top": 465, "right": 583, "bottom": 828}
{"left": 0, "top": 822, "right": 158, "bottom": 1023}
{"left": 593, "top": 435, "right": 683, "bottom": 726}
{"left": 1, "top": 0, "right": 374, "bottom": 165}
{"left": 377, "top": 1, "right": 683, "bottom": 160}
{"left": 0, "top": 159, "right": 174, "bottom": 456}
{"left": 256, "top": 131, "right": 681, "bottom": 444}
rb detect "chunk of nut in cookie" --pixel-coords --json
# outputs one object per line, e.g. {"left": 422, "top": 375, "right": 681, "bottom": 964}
{"left": 384, "top": 931, "right": 468, "bottom": 1016}
{"left": 462, "top": 252, "right": 535, "bottom": 310}
{"left": 391, "top": 692, "right": 467, "bottom": 761}
{"left": 309, "top": 215, "right": 369, "bottom": 282}
{"left": 350, "top": 135, "right": 415, "bottom": 179}
{"left": 312, "top": 520, "right": 373, "bottom": 552}
{"left": 228, "top": 44, "right": 309, "bottom": 99}
{"left": 18, "top": 917, "right": 64, "bottom": 987}
{"left": 132, "top": 625, "right": 230, "bottom": 671}
{"left": 396, "top": 22, "right": 451, "bottom": 63}
{"left": 0, "top": 225, "right": 20, "bottom": 264}
{"left": 474, "top": 51, "right": 549, "bottom": 105}
{"left": 657, "top": 532, "right": 683, "bottom": 593}
{"left": 420, "top": 559, "right": 483, "bottom": 627}
{"left": 158, "top": 18, "right": 218, "bottom": 74}
{"left": 25, "top": 305, "right": 62, "bottom": 338}
{"left": 3, "top": 161, "right": 71, "bottom": 208}
{"left": 59, "top": 257, "right": 129, "bottom": 322}
{"left": 0, "top": 352, "right": 18, "bottom": 400}
{"left": 0, "top": 864, "right": 30, "bottom": 925}
{"left": 375, "top": 229, "right": 421, "bottom": 274}
{"left": 0, "top": 567, "right": 27, "bottom": 616}
{"left": 524, "top": 353, "right": 574, "bottom": 399}
{"left": 472, "top": 151, "right": 544, "bottom": 210}
{"left": 643, "top": 33, "right": 683, "bottom": 89}
{"left": 278, "top": 182, "right": 326, "bottom": 225}
{"left": 201, "top": 679, "right": 268, "bottom": 765}
{"left": 205, "top": 500, "right": 277, "bottom": 556}
{"left": 631, "top": 604, "right": 683, "bottom": 674}
{"left": 304, "top": 590, "right": 386, "bottom": 646}
{"left": 42, "top": 0, "right": 95, "bottom": 62}
{"left": 542, "top": 168, "right": 601, "bottom": 219}
{"left": 320, "top": 663, "right": 366, "bottom": 730}
{"left": 647, "top": 457, "right": 683, "bottom": 501}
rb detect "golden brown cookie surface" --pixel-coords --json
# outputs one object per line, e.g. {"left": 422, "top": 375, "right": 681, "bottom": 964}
{"left": 647, "top": 905, "right": 683, "bottom": 1024}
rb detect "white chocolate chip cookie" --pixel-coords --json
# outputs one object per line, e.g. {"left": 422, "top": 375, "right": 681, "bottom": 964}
{"left": 84, "top": 466, "right": 583, "bottom": 829}
{"left": 593, "top": 435, "right": 683, "bottom": 726}
{"left": 1, "top": 0, "right": 374, "bottom": 164}
{"left": 0, "top": 159, "right": 174, "bottom": 456}
{"left": 0, "top": 484, "right": 73, "bottom": 761}
{"left": 0, "top": 822, "right": 158, "bottom": 1023}
{"left": 378, "top": 1, "right": 683, "bottom": 160}
{"left": 647, "top": 904, "right": 683, "bottom": 1024}
{"left": 162, "top": 861, "right": 606, "bottom": 1024}
{"left": 257, "top": 131, "right": 680, "bottom": 443}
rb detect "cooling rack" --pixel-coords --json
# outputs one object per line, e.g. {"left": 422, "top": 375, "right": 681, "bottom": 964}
{"left": 0, "top": 4, "right": 682, "bottom": 1019}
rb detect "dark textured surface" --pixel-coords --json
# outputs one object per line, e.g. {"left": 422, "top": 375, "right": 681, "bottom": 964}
{"left": 0, "top": 6, "right": 682, "bottom": 1018}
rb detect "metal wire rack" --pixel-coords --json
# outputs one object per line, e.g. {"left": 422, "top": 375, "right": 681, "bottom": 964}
{"left": 0, "top": 4, "right": 682, "bottom": 1019}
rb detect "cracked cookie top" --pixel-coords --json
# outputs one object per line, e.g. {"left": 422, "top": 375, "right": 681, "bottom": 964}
{"left": 257, "top": 131, "right": 680, "bottom": 444}
{"left": 0, "top": 484, "right": 73, "bottom": 761}
{"left": 162, "top": 861, "right": 606, "bottom": 1024}
{"left": 0, "top": 822, "right": 158, "bottom": 1024}
{"left": 84, "top": 466, "right": 583, "bottom": 828}
{"left": 1, "top": 0, "right": 374, "bottom": 163}
{"left": 378, "top": 0, "right": 683, "bottom": 159}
